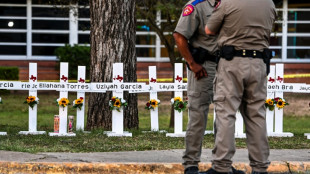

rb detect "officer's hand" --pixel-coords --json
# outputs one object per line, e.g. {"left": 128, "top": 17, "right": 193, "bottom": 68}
{"left": 189, "top": 62, "right": 208, "bottom": 80}
{"left": 196, "top": 68, "right": 208, "bottom": 80}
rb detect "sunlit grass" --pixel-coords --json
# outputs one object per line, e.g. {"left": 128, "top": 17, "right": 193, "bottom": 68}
{"left": 0, "top": 91, "right": 309, "bottom": 153}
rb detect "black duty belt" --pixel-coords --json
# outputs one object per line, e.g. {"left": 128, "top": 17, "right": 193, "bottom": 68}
{"left": 234, "top": 49, "right": 263, "bottom": 58}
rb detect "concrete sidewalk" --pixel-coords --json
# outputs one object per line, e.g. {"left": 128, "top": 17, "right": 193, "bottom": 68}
{"left": 0, "top": 149, "right": 309, "bottom": 173}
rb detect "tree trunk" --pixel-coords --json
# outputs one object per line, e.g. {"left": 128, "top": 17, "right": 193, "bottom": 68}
{"left": 87, "top": 0, "right": 138, "bottom": 130}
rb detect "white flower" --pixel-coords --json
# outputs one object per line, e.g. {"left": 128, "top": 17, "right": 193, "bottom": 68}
{"left": 171, "top": 98, "right": 174, "bottom": 104}
{"left": 121, "top": 99, "right": 126, "bottom": 103}
{"left": 157, "top": 99, "right": 161, "bottom": 103}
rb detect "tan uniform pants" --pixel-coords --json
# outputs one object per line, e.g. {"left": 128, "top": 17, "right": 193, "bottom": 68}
{"left": 183, "top": 60, "right": 216, "bottom": 169}
{"left": 212, "top": 57, "right": 270, "bottom": 173}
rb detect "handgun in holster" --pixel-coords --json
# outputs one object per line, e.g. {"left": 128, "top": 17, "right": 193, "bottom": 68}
{"left": 220, "top": 46, "right": 235, "bottom": 61}
{"left": 186, "top": 44, "right": 214, "bottom": 71}
{"left": 262, "top": 48, "right": 273, "bottom": 75}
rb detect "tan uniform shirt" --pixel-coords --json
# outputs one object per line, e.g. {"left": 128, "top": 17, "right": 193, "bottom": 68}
{"left": 175, "top": 0, "right": 218, "bottom": 54}
{"left": 206, "top": 0, "right": 277, "bottom": 52}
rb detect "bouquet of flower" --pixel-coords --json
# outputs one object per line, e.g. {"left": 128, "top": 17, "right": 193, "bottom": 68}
{"left": 57, "top": 97, "right": 70, "bottom": 110}
{"left": 265, "top": 97, "right": 289, "bottom": 111}
{"left": 24, "top": 96, "right": 39, "bottom": 109}
{"left": 265, "top": 98, "right": 275, "bottom": 111}
{"left": 109, "top": 96, "right": 127, "bottom": 112}
{"left": 145, "top": 99, "right": 160, "bottom": 110}
{"left": 73, "top": 97, "right": 84, "bottom": 110}
{"left": 171, "top": 96, "right": 188, "bottom": 113}
{"left": 274, "top": 97, "right": 289, "bottom": 109}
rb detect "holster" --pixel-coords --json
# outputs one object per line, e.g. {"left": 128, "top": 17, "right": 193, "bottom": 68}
{"left": 262, "top": 48, "right": 273, "bottom": 75}
{"left": 220, "top": 46, "right": 235, "bottom": 61}
{"left": 189, "top": 44, "right": 207, "bottom": 64}
{"left": 186, "top": 44, "right": 216, "bottom": 71}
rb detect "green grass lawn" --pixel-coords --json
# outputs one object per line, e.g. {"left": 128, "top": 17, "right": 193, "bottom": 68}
{"left": 0, "top": 91, "right": 309, "bottom": 153}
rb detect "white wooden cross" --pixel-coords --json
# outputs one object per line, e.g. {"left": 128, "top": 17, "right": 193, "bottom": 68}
{"left": 49, "top": 62, "right": 76, "bottom": 137}
{"left": 267, "top": 64, "right": 310, "bottom": 137}
{"left": 76, "top": 66, "right": 86, "bottom": 131}
{"left": 19, "top": 63, "right": 46, "bottom": 135}
{"left": 166, "top": 63, "right": 186, "bottom": 137}
{"left": 266, "top": 64, "right": 293, "bottom": 137}
{"left": 105, "top": 63, "right": 132, "bottom": 137}
{"left": 148, "top": 66, "right": 160, "bottom": 132}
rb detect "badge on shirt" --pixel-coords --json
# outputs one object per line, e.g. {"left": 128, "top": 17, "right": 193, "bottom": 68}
{"left": 183, "top": 4, "right": 194, "bottom": 16}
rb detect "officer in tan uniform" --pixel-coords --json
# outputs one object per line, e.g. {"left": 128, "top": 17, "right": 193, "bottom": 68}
{"left": 173, "top": 0, "right": 218, "bottom": 173}
{"left": 204, "top": 0, "right": 276, "bottom": 174}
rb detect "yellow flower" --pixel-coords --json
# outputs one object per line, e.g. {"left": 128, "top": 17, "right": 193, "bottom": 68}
{"left": 114, "top": 99, "right": 121, "bottom": 108}
{"left": 174, "top": 96, "right": 182, "bottom": 102}
{"left": 75, "top": 98, "right": 83, "bottom": 105}
{"left": 150, "top": 99, "right": 159, "bottom": 108}
{"left": 266, "top": 99, "right": 273, "bottom": 106}
{"left": 27, "top": 96, "right": 36, "bottom": 103}
{"left": 276, "top": 99, "right": 285, "bottom": 108}
{"left": 59, "top": 98, "right": 69, "bottom": 107}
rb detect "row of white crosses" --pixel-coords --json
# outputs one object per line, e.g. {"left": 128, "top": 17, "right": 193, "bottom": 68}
{"left": 145, "top": 64, "right": 214, "bottom": 137}
{"left": 0, "top": 63, "right": 309, "bottom": 139}
{"left": 0, "top": 62, "right": 188, "bottom": 137}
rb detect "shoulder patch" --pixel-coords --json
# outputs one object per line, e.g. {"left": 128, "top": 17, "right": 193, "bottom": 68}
{"left": 191, "top": 0, "right": 206, "bottom": 6}
{"left": 214, "top": 0, "right": 221, "bottom": 10}
{"left": 183, "top": 4, "right": 194, "bottom": 17}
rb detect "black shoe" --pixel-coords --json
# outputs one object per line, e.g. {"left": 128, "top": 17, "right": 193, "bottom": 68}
{"left": 251, "top": 171, "right": 268, "bottom": 174}
{"left": 184, "top": 166, "right": 199, "bottom": 174}
{"left": 232, "top": 167, "right": 245, "bottom": 174}
{"left": 200, "top": 168, "right": 231, "bottom": 174}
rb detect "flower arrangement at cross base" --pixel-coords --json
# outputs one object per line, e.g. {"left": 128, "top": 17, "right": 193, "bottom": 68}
{"left": 73, "top": 97, "right": 84, "bottom": 110}
{"left": 109, "top": 96, "right": 127, "bottom": 112}
{"left": 57, "top": 97, "right": 70, "bottom": 111}
{"left": 145, "top": 99, "right": 160, "bottom": 110}
{"left": 24, "top": 96, "right": 39, "bottom": 109}
{"left": 265, "top": 97, "right": 289, "bottom": 111}
{"left": 171, "top": 96, "right": 188, "bottom": 113}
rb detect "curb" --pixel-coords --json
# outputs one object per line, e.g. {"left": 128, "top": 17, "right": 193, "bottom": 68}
{"left": 0, "top": 161, "right": 309, "bottom": 174}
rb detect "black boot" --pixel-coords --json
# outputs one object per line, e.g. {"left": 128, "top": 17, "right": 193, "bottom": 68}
{"left": 251, "top": 171, "right": 268, "bottom": 174}
{"left": 200, "top": 168, "right": 232, "bottom": 174}
{"left": 232, "top": 167, "right": 245, "bottom": 174}
{"left": 184, "top": 166, "right": 199, "bottom": 174}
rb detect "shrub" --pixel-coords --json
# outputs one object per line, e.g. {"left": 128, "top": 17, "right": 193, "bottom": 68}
{"left": 0, "top": 67, "right": 19, "bottom": 80}
{"left": 55, "top": 44, "right": 90, "bottom": 80}
{"left": 0, "top": 66, "right": 19, "bottom": 94}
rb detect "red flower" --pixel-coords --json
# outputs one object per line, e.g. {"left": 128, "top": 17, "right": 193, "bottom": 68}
{"left": 274, "top": 97, "right": 279, "bottom": 102}
{"left": 146, "top": 102, "right": 150, "bottom": 107}
{"left": 80, "top": 97, "right": 83, "bottom": 100}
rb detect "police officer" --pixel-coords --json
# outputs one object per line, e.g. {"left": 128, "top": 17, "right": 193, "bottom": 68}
{"left": 205, "top": 0, "right": 277, "bottom": 173}
{"left": 173, "top": 0, "right": 218, "bottom": 173}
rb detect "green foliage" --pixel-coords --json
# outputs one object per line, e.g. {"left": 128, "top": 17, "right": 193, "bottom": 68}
{"left": 136, "top": 0, "right": 186, "bottom": 63}
{"left": 0, "top": 67, "right": 19, "bottom": 80}
{"left": 0, "top": 66, "right": 19, "bottom": 94}
{"left": 54, "top": 44, "right": 90, "bottom": 80}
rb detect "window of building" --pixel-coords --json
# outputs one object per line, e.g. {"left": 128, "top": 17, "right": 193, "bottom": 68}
{"left": 0, "top": 0, "right": 309, "bottom": 63}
